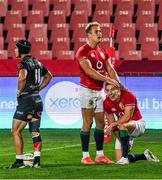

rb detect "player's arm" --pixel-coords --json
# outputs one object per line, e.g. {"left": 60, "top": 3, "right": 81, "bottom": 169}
{"left": 104, "top": 57, "right": 120, "bottom": 82}
{"left": 17, "top": 69, "right": 27, "bottom": 97}
{"left": 109, "top": 105, "right": 135, "bottom": 131}
{"left": 79, "top": 56, "right": 120, "bottom": 87}
{"left": 39, "top": 70, "right": 52, "bottom": 91}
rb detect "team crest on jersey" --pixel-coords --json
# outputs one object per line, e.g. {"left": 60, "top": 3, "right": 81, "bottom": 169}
{"left": 100, "top": 51, "right": 105, "bottom": 59}
{"left": 90, "top": 52, "right": 96, "bottom": 58}
{"left": 119, "top": 102, "right": 125, "bottom": 110}
{"left": 111, "top": 108, "right": 116, "bottom": 112}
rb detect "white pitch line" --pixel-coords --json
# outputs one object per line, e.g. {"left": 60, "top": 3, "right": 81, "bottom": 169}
{"left": 0, "top": 142, "right": 95, "bottom": 156}
{"left": 42, "top": 142, "right": 95, "bottom": 152}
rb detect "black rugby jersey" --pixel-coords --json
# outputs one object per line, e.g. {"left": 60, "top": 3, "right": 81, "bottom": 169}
{"left": 18, "top": 55, "right": 48, "bottom": 94}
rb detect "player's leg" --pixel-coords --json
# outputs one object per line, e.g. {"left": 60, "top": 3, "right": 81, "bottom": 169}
{"left": 29, "top": 95, "right": 43, "bottom": 168}
{"left": 81, "top": 108, "right": 95, "bottom": 164}
{"left": 29, "top": 118, "right": 42, "bottom": 168}
{"left": 94, "top": 93, "right": 113, "bottom": 164}
{"left": 5, "top": 119, "right": 27, "bottom": 168}
{"left": 116, "top": 122, "right": 134, "bottom": 164}
{"left": 80, "top": 86, "right": 95, "bottom": 164}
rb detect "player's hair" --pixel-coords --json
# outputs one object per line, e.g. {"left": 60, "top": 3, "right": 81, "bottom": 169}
{"left": 85, "top": 22, "right": 100, "bottom": 34}
{"left": 16, "top": 39, "right": 31, "bottom": 57}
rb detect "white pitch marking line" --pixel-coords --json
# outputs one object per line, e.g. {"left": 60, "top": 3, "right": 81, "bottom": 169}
{"left": 0, "top": 142, "right": 95, "bottom": 156}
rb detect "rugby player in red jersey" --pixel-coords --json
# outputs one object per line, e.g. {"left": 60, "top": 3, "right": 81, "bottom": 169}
{"left": 75, "top": 22, "right": 121, "bottom": 164}
{"left": 104, "top": 83, "right": 160, "bottom": 164}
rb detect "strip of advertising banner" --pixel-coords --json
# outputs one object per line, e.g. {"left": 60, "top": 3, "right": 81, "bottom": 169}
{"left": 0, "top": 76, "right": 162, "bottom": 129}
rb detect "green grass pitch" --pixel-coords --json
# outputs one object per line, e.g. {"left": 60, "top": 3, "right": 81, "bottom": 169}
{"left": 0, "top": 129, "right": 162, "bottom": 179}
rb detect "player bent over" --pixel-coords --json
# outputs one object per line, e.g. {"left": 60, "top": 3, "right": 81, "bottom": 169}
{"left": 5, "top": 40, "right": 52, "bottom": 168}
{"left": 75, "top": 22, "right": 121, "bottom": 164}
{"left": 104, "top": 83, "right": 160, "bottom": 165}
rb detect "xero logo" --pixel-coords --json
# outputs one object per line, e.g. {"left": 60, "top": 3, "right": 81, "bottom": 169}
{"left": 45, "top": 81, "right": 81, "bottom": 125}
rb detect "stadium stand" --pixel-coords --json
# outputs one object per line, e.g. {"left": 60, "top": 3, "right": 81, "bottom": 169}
{"left": 0, "top": 50, "right": 8, "bottom": 59}
{"left": 6, "top": 23, "right": 25, "bottom": 43}
{"left": 26, "top": 10, "right": 44, "bottom": 30}
{"left": 51, "top": 0, "right": 71, "bottom": 16}
{"left": 32, "top": 0, "right": 50, "bottom": 17}
{"left": 0, "top": 37, "right": 4, "bottom": 50}
{"left": 11, "top": 0, "right": 28, "bottom": 17}
{"left": 4, "top": 10, "right": 22, "bottom": 31}
{"left": 48, "top": 10, "right": 66, "bottom": 30}
{"left": 57, "top": 50, "right": 75, "bottom": 59}
{"left": 73, "top": 0, "right": 92, "bottom": 16}
{"left": 28, "top": 23, "right": 47, "bottom": 41}
{"left": 0, "top": 0, "right": 8, "bottom": 17}
{"left": 0, "top": 0, "right": 161, "bottom": 60}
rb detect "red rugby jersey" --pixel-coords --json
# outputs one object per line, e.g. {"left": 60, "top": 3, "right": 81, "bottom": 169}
{"left": 103, "top": 90, "right": 142, "bottom": 121}
{"left": 75, "top": 43, "right": 108, "bottom": 91}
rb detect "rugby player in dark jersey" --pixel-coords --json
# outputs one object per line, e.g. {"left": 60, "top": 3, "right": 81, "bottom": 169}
{"left": 5, "top": 40, "right": 52, "bottom": 168}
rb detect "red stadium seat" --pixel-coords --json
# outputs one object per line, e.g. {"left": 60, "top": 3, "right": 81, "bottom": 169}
{"left": 138, "top": 23, "right": 158, "bottom": 43}
{"left": 57, "top": 50, "right": 75, "bottom": 59}
{"left": 95, "top": 0, "right": 113, "bottom": 15}
{"left": 52, "top": 37, "right": 70, "bottom": 59}
{"left": 26, "top": 10, "right": 44, "bottom": 30}
{"left": 73, "top": 0, "right": 92, "bottom": 16}
{"left": 28, "top": 24, "right": 47, "bottom": 41}
{"left": 149, "top": 51, "right": 162, "bottom": 60}
{"left": 72, "top": 26, "right": 86, "bottom": 43}
{"left": 118, "top": 37, "right": 137, "bottom": 59}
{"left": 32, "top": 0, "right": 49, "bottom": 17}
{"left": 0, "top": 50, "right": 8, "bottom": 59}
{"left": 8, "top": 37, "right": 25, "bottom": 58}
{"left": 137, "top": 0, "right": 155, "bottom": 11}
{"left": 30, "top": 37, "right": 48, "bottom": 57}
{"left": 6, "top": 24, "right": 26, "bottom": 43}
{"left": 0, "top": 0, "right": 8, "bottom": 17}
{"left": 119, "top": 50, "right": 142, "bottom": 60}
{"left": 32, "top": 50, "right": 52, "bottom": 60}
{"left": 51, "top": 0, "right": 71, "bottom": 16}
{"left": 70, "top": 10, "right": 88, "bottom": 30}
{"left": 50, "top": 23, "right": 69, "bottom": 43}
{"left": 4, "top": 10, "right": 22, "bottom": 31}
{"left": 48, "top": 10, "right": 66, "bottom": 30}
{"left": 141, "top": 37, "right": 159, "bottom": 59}
{"left": 158, "top": 15, "right": 162, "bottom": 31}
{"left": 0, "top": 24, "right": 3, "bottom": 37}
{"left": 11, "top": 0, "right": 28, "bottom": 17}
{"left": 136, "top": 10, "right": 155, "bottom": 30}
{"left": 100, "top": 38, "right": 110, "bottom": 49}
{"left": 74, "top": 37, "right": 87, "bottom": 53}
{"left": 157, "top": 0, "right": 162, "bottom": 16}
{"left": 116, "top": 23, "right": 136, "bottom": 43}
{"left": 93, "top": 10, "right": 110, "bottom": 23}
{"left": 0, "top": 37, "right": 4, "bottom": 50}
{"left": 115, "top": 0, "right": 134, "bottom": 13}
{"left": 114, "top": 10, "right": 132, "bottom": 29}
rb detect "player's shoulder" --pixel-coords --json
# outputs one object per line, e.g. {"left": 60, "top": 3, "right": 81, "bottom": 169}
{"left": 75, "top": 44, "right": 90, "bottom": 57}
{"left": 103, "top": 96, "right": 112, "bottom": 106}
{"left": 122, "top": 89, "right": 136, "bottom": 99}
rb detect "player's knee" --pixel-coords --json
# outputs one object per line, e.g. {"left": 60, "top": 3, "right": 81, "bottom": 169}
{"left": 12, "top": 129, "right": 22, "bottom": 137}
{"left": 82, "top": 121, "right": 93, "bottom": 131}
{"left": 118, "top": 123, "right": 127, "bottom": 130}
{"left": 32, "top": 132, "right": 42, "bottom": 149}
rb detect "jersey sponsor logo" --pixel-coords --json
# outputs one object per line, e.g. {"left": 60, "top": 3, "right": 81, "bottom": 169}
{"left": 96, "top": 61, "right": 103, "bottom": 70}
{"left": 45, "top": 81, "right": 81, "bottom": 125}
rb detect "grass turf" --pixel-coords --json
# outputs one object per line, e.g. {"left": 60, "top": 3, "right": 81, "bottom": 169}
{"left": 0, "top": 129, "right": 162, "bottom": 179}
